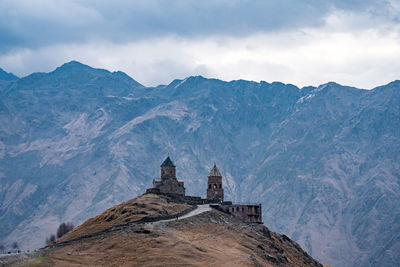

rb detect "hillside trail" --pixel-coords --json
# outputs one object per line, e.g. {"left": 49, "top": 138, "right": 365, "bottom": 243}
{"left": 0, "top": 203, "right": 213, "bottom": 260}
{"left": 148, "top": 204, "right": 211, "bottom": 226}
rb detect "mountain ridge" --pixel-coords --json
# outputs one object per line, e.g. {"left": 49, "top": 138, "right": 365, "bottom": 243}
{"left": 0, "top": 61, "right": 399, "bottom": 267}
{"left": 0, "top": 68, "right": 19, "bottom": 81}
{"left": 4, "top": 61, "right": 398, "bottom": 90}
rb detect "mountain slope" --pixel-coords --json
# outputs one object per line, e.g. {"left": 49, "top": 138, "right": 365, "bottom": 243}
{"left": 0, "top": 62, "right": 399, "bottom": 267}
{"left": 242, "top": 81, "right": 400, "bottom": 266}
{"left": 0, "top": 68, "right": 18, "bottom": 81}
{"left": 57, "top": 193, "right": 192, "bottom": 243}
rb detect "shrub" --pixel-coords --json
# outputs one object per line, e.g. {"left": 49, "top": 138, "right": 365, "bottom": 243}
{"left": 46, "top": 234, "right": 56, "bottom": 245}
{"left": 56, "top": 222, "right": 74, "bottom": 238}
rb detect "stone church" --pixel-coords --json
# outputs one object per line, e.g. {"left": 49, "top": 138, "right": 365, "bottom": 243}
{"left": 148, "top": 156, "right": 262, "bottom": 223}
{"left": 152, "top": 156, "right": 185, "bottom": 195}
{"left": 151, "top": 156, "right": 224, "bottom": 201}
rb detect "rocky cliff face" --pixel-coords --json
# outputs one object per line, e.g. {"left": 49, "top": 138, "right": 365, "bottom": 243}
{"left": 0, "top": 61, "right": 399, "bottom": 267}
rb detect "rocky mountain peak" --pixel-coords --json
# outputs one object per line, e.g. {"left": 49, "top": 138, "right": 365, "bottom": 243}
{"left": 0, "top": 67, "right": 19, "bottom": 81}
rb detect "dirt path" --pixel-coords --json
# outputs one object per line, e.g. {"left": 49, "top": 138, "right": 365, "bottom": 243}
{"left": 148, "top": 204, "right": 211, "bottom": 225}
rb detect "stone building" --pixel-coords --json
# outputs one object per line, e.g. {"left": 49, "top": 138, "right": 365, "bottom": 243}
{"left": 146, "top": 156, "right": 262, "bottom": 223}
{"left": 206, "top": 164, "right": 224, "bottom": 202}
{"left": 152, "top": 156, "right": 185, "bottom": 196}
{"left": 221, "top": 204, "right": 262, "bottom": 223}
{"left": 205, "top": 164, "right": 262, "bottom": 223}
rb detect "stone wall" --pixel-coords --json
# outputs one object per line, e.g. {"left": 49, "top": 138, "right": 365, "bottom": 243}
{"left": 220, "top": 204, "right": 262, "bottom": 223}
{"left": 153, "top": 178, "right": 185, "bottom": 196}
{"left": 144, "top": 191, "right": 262, "bottom": 223}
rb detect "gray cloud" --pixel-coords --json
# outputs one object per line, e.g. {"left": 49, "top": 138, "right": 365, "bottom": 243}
{"left": 0, "top": 0, "right": 397, "bottom": 52}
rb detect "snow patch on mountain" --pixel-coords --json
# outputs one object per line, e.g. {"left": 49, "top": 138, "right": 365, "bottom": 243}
{"left": 109, "top": 101, "right": 189, "bottom": 139}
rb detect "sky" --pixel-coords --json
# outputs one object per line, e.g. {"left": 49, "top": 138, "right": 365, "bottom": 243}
{"left": 0, "top": 0, "right": 399, "bottom": 88}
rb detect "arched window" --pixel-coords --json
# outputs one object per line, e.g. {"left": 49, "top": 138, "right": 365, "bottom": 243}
{"left": 219, "top": 184, "right": 222, "bottom": 189}
{"left": 213, "top": 184, "right": 217, "bottom": 189}
{"left": 209, "top": 184, "right": 211, "bottom": 189}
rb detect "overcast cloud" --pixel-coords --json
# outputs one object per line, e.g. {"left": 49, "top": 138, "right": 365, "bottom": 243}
{"left": 0, "top": 0, "right": 399, "bottom": 88}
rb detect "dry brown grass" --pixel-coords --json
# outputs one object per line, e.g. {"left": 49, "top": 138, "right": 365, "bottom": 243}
{"left": 57, "top": 194, "right": 192, "bottom": 243}
{"left": 46, "top": 209, "right": 322, "bottom": 267}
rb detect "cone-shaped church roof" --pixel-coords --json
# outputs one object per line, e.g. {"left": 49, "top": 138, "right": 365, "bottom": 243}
{"left": 208, "top": 164, "right": 222, "bottom": 177}
{"left": 161, "top": 156, "right": 175, "bottom": 167}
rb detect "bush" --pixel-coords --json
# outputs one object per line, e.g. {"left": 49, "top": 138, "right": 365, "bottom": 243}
{"left": 46, "top": 234, "right": 56, "bottom": 245}
{"left": 56, "top": 222, "right": 74, "bottom": 238}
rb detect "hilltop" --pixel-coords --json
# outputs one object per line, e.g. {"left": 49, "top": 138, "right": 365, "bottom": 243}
{"left": 56, "top": 193, "right": 192, "bottom": 243}
{"left": 8, "top": 194, "right": 322, "bottom": 266}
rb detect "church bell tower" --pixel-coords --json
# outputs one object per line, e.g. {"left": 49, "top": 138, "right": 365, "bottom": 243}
{"left": 160, "top": 156, "right": 176, "bottom": 180}
{"left": 206, "top": 164, "right": 224, "bottom": 202}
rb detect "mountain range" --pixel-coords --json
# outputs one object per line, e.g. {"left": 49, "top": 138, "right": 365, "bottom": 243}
{"left": 0, "top": 61, "right": 399, "bottom": 267}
